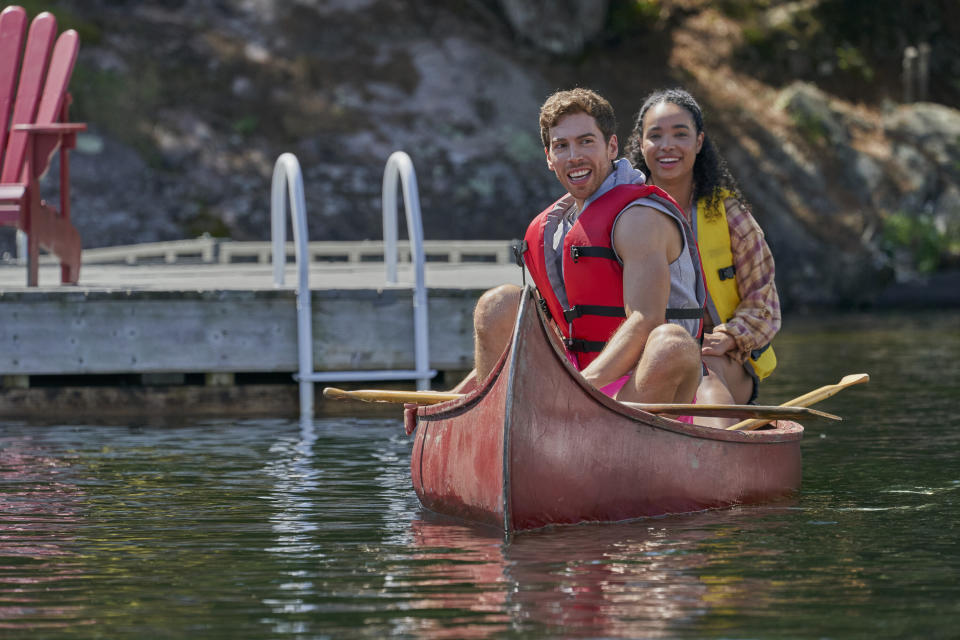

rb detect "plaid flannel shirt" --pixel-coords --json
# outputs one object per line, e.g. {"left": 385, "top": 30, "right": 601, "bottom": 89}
{"left": 710, "top": 198, "right": 781, "bottom": 363}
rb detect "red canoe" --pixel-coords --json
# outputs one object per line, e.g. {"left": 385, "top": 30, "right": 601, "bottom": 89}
{"left": 408, "top": 288, "right": 803, "bottom": 533}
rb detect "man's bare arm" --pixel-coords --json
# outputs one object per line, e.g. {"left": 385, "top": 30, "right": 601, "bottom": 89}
{"left": 578, "top": 205, "right": 682, "bottom": 388}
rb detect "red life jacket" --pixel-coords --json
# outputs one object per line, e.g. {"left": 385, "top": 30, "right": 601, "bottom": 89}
{"left": 522, "top": 184, "right": 704, "bottom": 369}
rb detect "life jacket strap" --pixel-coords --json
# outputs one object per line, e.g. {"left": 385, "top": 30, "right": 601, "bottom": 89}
{"left": 665, "top": 307, "right": 704, "bottom": 320}
{"left": 563, "top": 337, "right": 607, "bottom": 353}
{"left": 570, "top": 245, "right": 618, "bottom": 263}
{"left": 750, "top": 342, "right": 771, "bottom": 360}
{"left": 562, "top": 304, "right": 626, "bottom": 323}
{"left": 514, "top": 239, "right": 528, "bottom": 287}
{"left": 513, "top": 239, "right": 528, "bottom": 267}
{"left": 561, "top": 304, "right": 700, "bottom": 322}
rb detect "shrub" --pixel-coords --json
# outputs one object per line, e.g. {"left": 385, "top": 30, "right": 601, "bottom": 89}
{"left": 880, "top": 212, "right": 951, "bottom": 274}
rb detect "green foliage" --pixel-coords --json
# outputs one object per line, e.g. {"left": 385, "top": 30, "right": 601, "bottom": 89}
{"left": 790, "top": 111, "right": 828, "bottom": 146}
{"left": 232, "top": 115, "right": 259, "bottom": 137}
{"left": 834, "top": 44, "right": 874, "bottom": 82}
{"left": 14, "top": 1, "right": 102, "bottom": 44}
{"left": 505, "top": 130, "right": 544, "bottom": 165}
{"left": 731, "top": 0, "right": 959, "bottom": 105}
{"left": 716, "top": 0, "right": 768, "bottom": 22}
{"left": 185, "top": 208, "right": 232, "bottom": 239}
{"left": 741, "top": 24, "right": 768, "bottom": 48}
{"left": 608, "top": 0, "right": 662, "bottom": 37}
{"left": 880, "top": 212, "right": 953, "bottom": 274}
{"left": 69, "top": 64, "right": 162, "bottom": 162}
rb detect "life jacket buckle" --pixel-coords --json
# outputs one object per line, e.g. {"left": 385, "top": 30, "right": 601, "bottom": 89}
{"left": 512, "top": 239, "right": 527, "bottom": 268}
{"left": 562, "top": 306, "right": 581, "bottom": 322}
{"left": 718, "top": 265, "right": 736, "bottom": 281}
{"left": 563, "top": 337, "right": 605, "bottom": 353}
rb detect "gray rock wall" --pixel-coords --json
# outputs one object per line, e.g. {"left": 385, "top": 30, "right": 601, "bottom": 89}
{"left": 7, "top": 0, "right": 959, "bottom": 309}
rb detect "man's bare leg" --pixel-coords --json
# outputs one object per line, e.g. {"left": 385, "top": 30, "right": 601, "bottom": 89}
{"left": 450, "top": 284, "right": 522, "bottom": 392}
{"left": 615, "top": 323, "right": 701, "bottom": 404}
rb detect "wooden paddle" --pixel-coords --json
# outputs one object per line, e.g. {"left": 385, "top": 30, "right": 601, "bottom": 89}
{"left": 323, "top": 387, "right": 460, "bottom": 405}
{"left": 322, "top": 387, "right": 841, "bottom": 421}
{"left": 726, "top": 373, "right": 870, "bottom": 431}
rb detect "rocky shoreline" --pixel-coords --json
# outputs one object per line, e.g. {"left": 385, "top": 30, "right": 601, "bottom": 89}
{"left": 872, "top": 269, "right": 960, "bottom": 309}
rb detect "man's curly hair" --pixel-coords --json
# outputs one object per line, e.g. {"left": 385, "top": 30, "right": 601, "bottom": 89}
{"left": 539, "top": 88, "right": 617, "bottom": 148}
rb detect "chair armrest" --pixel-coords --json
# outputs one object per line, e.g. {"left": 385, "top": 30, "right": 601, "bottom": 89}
{"left": 13, "top": 123, "right": 88, "bottom": 134}
{"left": 0, "top": 184, "right": 27, "bottom": 202}
{"left": 0, "top": 185, "right": 27, "bottom": 225}
{"left": 13, "top": 123, "right": 88, "bottom": 171}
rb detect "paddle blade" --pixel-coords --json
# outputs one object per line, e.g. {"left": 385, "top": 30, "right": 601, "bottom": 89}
{"left": 727, "top": 373, "right": 869, "bottom": 431}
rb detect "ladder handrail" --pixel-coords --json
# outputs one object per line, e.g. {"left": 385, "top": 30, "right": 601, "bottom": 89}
{"left": 381, "top": 151, "right": 432, "bottom": 391}
{"left": 270, "top": 153, "right": 315, "bottom": 415}
{"left": 270, "top": 151, "right": 436, "bottom": 418}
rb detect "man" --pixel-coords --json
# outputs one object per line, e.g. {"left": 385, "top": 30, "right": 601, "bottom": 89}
{"left": 459, "top": 88, "right": 705, "bottom": 406}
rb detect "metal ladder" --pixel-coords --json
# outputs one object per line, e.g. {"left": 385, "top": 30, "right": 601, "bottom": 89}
{"left": 270, "top": 151, "right": 436, "bottom": 417}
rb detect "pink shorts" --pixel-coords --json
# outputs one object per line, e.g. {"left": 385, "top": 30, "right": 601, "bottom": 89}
{"left": 566, "top": 351, "right": 696, "bottom": 424}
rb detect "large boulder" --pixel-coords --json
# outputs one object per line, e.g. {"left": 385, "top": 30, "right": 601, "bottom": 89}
{"left": 497, "top": 0, "right": 609, "bottom": 56}
{"left": 766, "top": 82, "right": 960, "bottom": 301}
{"left": 883, "top": 102, "right": 960, "bottom": 226}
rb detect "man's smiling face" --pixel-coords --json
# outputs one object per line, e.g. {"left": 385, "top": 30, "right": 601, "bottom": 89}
{"left": 545, "top": 111, "right": 618, "bottom": 207}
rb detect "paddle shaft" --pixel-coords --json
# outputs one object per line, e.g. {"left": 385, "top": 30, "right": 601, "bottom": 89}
{"left": 322, "top": 387, "right": 840, "bottom": 421}
{"left": 323, "top": 387, "right": 460, "bottom": 404}
{"left": 726, "top": 373, "right": 870, "bottom": 431}
{"left": 623, "top": 403, "right": 839, "bottom": 420}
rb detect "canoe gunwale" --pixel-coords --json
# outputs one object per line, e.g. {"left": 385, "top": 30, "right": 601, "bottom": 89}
{"left": 417, "top": 321, "right": 511, "bottom": 422}
{"left": 420, "top": 287, "right": 802, "bottom": 444}
{"left": 530, "top": 289, "right": 804, "bottom": 443}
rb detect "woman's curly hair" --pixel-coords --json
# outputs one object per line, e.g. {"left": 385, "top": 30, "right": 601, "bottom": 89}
{"left": 624, "top": 88, "right": 745, "bottom": 218}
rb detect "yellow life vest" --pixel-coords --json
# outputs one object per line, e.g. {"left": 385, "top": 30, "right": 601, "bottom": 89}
{"left": 696, "top": 189, "right": 777, "bottom": 380}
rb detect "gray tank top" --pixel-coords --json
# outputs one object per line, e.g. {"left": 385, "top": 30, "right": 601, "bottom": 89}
{"left": 541, "top": 168, "right": 704, "bottom": 337}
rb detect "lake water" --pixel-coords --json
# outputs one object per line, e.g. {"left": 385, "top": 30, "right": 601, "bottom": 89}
{"left": 1, "top": 310, "right": 957, "bottom": 639}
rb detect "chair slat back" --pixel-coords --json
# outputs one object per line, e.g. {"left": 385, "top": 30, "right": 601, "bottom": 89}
{"left": 24, "top": 29, "right": 79, "bottom": 182}
{"left": 1, "top": 10, "right": 56, "bottom": 184}
{"left": 0, "top": 6, "right": 28, "bottom": 165}
{"left": 36, "top": 30, "right": 78, "bottom": 126}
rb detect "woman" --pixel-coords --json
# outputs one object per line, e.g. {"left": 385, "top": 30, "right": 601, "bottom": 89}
{"left": 625, "top": 88, "right": 780, "bottom": 408}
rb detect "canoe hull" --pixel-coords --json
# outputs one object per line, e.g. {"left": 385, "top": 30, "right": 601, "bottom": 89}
{"left": 410, "top": 288, "right": 802, "bottom": 533}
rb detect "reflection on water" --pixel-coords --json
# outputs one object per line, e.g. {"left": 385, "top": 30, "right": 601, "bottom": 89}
{"left": 401, "top": 507, "right": 803, "bottom": 639}
{"left": 0, "top": 437, "right": 89, "bottom": 632}
{"left": 0, "top": 309, "right": 957, "bottom": 638}
{"left": 261, "top": 417, "right": 323, "bottom": 631}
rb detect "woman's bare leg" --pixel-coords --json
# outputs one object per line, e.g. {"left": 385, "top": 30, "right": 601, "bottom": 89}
{"left": 694, "top": 354, "right": 755, "bottom": 428}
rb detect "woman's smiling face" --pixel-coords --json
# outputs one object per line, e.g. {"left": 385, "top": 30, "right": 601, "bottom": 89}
{"left": 640, "top": 101, "right": 704, "bottom": 186}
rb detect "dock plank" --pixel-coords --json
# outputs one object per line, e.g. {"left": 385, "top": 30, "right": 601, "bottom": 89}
{"left": 0, "top": 261, "right": 523, "bottom": 376}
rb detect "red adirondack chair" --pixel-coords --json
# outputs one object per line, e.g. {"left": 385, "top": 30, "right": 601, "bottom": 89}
{"left": 0, "top": 5, "right": 85, "bottom": 286}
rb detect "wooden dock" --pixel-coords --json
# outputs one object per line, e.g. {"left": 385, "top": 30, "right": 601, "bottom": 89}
{"left": 0, "top": 239, "right": 523, "bottom": 418}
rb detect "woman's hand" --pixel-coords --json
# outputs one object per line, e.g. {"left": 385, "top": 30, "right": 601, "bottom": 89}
{"left": 701, "top": 331, "right": 736, "bottom": 357}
